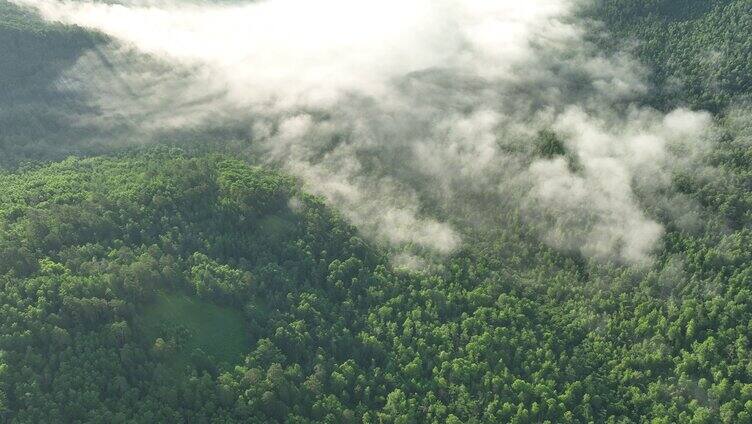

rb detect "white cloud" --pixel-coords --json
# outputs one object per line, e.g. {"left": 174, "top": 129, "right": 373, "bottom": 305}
{"left": 19, "top": 0, "right": 571, "bottom": 109}
{"left": 14, "top": 0, "right": 717, "bottom": 264}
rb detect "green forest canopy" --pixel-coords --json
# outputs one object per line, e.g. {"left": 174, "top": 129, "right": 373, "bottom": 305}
{"left": 0, "top": 0, "right": 751, "bottom": 423}
{"left": 0, "top": 144, "right": 749, "bottom": 422}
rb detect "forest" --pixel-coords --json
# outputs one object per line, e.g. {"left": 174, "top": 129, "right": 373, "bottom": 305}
{"left": 1, "top": 0, "right": 752, "bottom": 423}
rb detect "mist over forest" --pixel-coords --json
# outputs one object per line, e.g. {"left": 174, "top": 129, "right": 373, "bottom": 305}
{"left": 0, "top": 0, "right": 751, "bottom": 422}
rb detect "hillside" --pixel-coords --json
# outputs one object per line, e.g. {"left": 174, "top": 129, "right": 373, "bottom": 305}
{"left": 0, "top": 0, "right": 752, "bottom": 423}
{"left": 588, "top": 0, "right": 752, "bottom": 112}
{"left": 0, "top": 145, "right": 749, "bottom": 422}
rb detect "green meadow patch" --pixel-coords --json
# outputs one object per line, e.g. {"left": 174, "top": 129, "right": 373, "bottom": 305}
{"left": 140, "top": 291, "right": 250, "bottom": 368}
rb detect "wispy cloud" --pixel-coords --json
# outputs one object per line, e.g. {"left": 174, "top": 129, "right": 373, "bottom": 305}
{"left": 15, "top": 0, "right": 717, "bottom": 264}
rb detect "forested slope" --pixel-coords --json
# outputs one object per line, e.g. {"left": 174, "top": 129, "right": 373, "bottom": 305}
{"left": 0, "top": 0, "right": 752, "bottom": 423}
{"left": 0, "top": 147, "right": 749, "bottom": 422}
{"left": 0, "top": 0, "right": 106, "bottom": 166}
{"left": 589, "top": 0, "right": 752, "bottom": 112}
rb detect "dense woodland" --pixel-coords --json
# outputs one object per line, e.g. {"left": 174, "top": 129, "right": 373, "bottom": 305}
{"left": 588, "top": 0, "right": 752, "bottom": 113}
{"left": 1, "top": 0, "right": 752, "bottom": 423}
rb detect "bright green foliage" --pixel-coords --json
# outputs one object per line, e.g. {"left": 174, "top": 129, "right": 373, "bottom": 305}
{"left": 0, "top": 150, "right": 373, "bottom": 422}
{"left": 0, "top": 145, "right": 749, "bottom": 423}
{"left": 0, "top": 1, "right": 751, "bottom": 423}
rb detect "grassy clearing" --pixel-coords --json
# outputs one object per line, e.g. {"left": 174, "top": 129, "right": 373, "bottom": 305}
{"left": 140, "top": 291, "right": 250, "bottom": 368}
